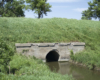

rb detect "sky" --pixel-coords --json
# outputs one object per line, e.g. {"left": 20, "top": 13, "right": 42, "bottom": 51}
{"left": 25, "top": 0, "right": 94, "bottom": 20}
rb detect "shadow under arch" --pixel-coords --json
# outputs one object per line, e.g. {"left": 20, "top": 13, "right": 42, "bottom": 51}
{"left": 46, "top": 49, "right": 60, "bottom": 62}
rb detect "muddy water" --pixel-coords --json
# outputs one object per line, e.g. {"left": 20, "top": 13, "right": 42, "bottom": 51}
{"left": 46, "top": 62, "right": 100, "bottom": 80}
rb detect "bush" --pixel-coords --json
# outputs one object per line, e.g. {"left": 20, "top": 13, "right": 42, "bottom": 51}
{"left": 0, "top": 39, "right": 14, "bottom": 73}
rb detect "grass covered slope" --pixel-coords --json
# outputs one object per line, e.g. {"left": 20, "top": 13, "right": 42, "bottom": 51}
{"left": 0, "top": 17, "right": 100, "bottom": 69}
{"left": 0, "top": 17, "right": 100, "bottom": 43}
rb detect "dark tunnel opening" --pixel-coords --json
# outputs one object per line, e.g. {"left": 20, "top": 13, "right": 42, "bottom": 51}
{"left": 46, "top": 50, "right": 60, "bottom": 62}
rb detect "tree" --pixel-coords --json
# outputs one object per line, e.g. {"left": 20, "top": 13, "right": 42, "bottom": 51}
{"left": 0, "top": 0, "right": 25, "bottom": 17}
{"left": 26, "top": 0, "right": 52, "bottom": 18}
{"left": 81, "top": 0, "right": 100, "bottom": 21}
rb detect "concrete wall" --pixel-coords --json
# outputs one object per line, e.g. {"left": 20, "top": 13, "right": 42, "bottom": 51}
{"left": 15, "top": 42, "right": 85, "bottom": 61}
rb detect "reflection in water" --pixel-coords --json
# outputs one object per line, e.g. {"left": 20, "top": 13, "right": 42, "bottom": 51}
{"left": 46, "top": 62, "right": 59, "bottom": 72}
{"left": 46, "top": 62, "right": 100, "bottom": 80}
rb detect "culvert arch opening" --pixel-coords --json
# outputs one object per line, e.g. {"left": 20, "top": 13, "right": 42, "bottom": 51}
{"left": 46, "top": 49, "right": 60, "bottom": 62}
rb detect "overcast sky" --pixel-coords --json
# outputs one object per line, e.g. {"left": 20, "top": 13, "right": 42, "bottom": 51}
{"left": 25, "top": 0, "right": 93, "bottom": 20}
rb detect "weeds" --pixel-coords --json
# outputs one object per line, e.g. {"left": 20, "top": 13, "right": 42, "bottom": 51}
{"left": 0, "top": 54, "right": 74, "bottom": 80}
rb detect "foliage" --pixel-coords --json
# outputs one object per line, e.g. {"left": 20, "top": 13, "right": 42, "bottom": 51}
{"left": 71, "top": 50, "right": 100, "bottom": 70}
{"left": 70, "top": 50, "right": 74, "bottom": 60}
{"left": 0, "top": 54, "right": 74, "bottom": 80}
{"left": 26, "top": 0, "right": 52, "bottom": 18}
{"left": 81, "top": 0, "right": 100, "bottom": 21}
{"left": 0, "top": 0, "right": 25, "bottom": 17}
{"left": 81, "top": 9, "right": 92, "bottom": 20}
{"left": 0, "top": 39, "right": 14, "bottom": 73}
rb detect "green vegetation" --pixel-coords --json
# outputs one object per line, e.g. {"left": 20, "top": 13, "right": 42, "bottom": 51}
{"left": 0, "top": 54, "right": 74, "bottom": 80}
{"left": 0, "top": 0, "right": 25, "bottom": 17}
{"left": 71, "top": 51, "right": 100, "bottom": 70}
{"left": 0, "top": 17, "right": 99, "bottom": 43}
{"left": 82, "top": 0, "right": 100, "bottom": 21}
{"left": 0, "top": 0, "right": 51, "bottom": 18}
{"left": 1, "top": 17, "right": 100, "bottom": 44}
{"left": 0, "top": 39, "right": 14, "bottom": 73}
{"left": 26, "top": 0, "right": 52, "bottom": 18}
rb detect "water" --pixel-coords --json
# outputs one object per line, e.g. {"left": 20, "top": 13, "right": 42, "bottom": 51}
{"left": 46, "top": 62, "right": 100, "bottom": 80}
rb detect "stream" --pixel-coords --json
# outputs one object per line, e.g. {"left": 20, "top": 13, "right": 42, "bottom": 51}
{"left": 46, "top": 62, "right": 100, "bottom": 80}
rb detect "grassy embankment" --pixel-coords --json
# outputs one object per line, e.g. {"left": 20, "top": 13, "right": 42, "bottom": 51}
{"left": 0, "top": 17, "right": 100, "bottom": 79}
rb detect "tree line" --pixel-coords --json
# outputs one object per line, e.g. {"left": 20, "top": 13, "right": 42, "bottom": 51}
{"left": 0, "top": 0, "right": 100, "bottom": 20}
{"left": 0, "top": 0, "right": 51, "bottom": 18}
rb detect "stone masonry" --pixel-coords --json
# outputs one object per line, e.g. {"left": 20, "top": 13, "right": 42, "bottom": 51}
{"left": 15, "top": 42, "right": 85, "bottom": 61}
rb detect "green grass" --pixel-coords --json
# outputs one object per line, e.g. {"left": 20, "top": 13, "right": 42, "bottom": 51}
{"left": 0, "top": 54, "right": 74, "bottom": 80}
{"left": 0, "top": 17, "right": 100, "bottom": 70}
{"left": 0, "top": 17, "right": 99, "bottom": 44}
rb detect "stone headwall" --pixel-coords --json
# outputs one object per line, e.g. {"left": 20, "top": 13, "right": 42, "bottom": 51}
{"left": 15, "top": 42, "right": 85, "bottom": 61}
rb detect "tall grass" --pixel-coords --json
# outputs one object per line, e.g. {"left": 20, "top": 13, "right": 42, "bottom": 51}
{"left": 0, "top": 17, "right": 100, "bottom": 44}
{"left": 71, "top": 50, "right": 100, "bottom": 70}
{"left": 0, "top": 17, "right": 100, "bottom": 69}
{"left": 0, "top": 54, "right": 74, "bottom": 80}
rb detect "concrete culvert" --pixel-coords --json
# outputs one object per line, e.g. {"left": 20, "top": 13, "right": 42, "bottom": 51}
{"left": 46, "top": 50, "right": 60, "bottom": 62}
